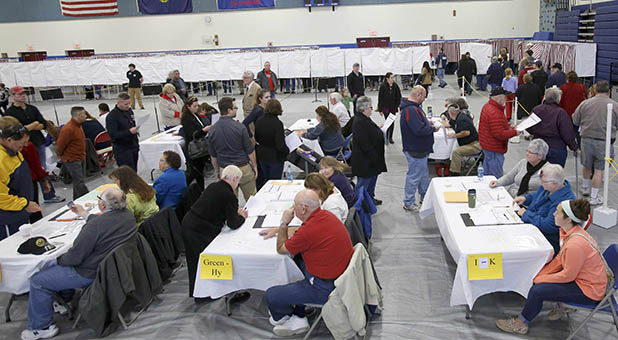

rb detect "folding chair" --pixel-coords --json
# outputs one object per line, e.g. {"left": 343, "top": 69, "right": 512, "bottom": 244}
{"left": 462, "top": 152, "right": 484, "bottom": 176}
{"left": 94, "top": 131, "right": 114, "bottom": 170}
{"left": 564, "top": 244, "right": 618, "bottom": 340}
{"left": 336, "top": 134, "right": 353, "bottom": 165}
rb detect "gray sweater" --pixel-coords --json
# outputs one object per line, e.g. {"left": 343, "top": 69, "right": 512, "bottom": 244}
{"left": 495, "top": 159, "right": 543, "bottom": 197}
{"left": 57, "top": 208, "right": 137, "bottom": 278}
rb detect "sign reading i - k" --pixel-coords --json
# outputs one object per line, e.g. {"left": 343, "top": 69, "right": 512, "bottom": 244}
{"left": 467, "top": 253, "right": 503, "bottom": 280}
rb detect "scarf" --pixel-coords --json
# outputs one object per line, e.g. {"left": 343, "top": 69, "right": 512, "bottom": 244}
{"left": 160, "top": 93, "right": 180, "bottom": 118}
{"left": 517, "top": 160, "right": 547, "bottom": 196}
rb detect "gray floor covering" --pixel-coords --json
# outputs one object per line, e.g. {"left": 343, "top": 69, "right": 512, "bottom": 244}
{"left": 1, "top": 74, "right": 617, "bottom": 339}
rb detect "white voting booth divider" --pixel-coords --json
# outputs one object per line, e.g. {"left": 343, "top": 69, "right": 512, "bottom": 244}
{"left": 459, "top": 42, "right": 493, "bottom": 75}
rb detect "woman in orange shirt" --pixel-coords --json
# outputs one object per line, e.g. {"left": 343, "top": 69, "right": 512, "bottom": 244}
{"left": 496, "top": 199, "right": 608, "bottom": 335}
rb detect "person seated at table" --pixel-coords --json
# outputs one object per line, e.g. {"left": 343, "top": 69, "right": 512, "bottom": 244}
{"left": 319, "top": 156, "right": 357, "bottom": 208}
{"left": 81, "top": 110, "right": 109, "bottom": 149}
{"left": 490, "top": 139, "right": 549, "bottom": 197}
{"left": 97, "top": 103, "right": 110, "bottom": 129}
{"left": 259, "top": 189, "right": 354, "bottom": 337}
{"left": 109, "top": 166, "right": 159, "bottom": 226}
{"left": 242, "top": 88, "right": 270, "bottom": 137}
{"left": 254, "top": 99, "right": 289, "bottom": 190}
{"left": 513, "top": 164, "right": 575, "bottom": 255}
{"left": 159, "top": 83, "right": 184, "bottom": 129}
{"left": 496, "top": 199, "right": 607, "bottom": 335}
{"left": 181, "top": 165, "right": 247, "bottom": 300}
{"left": 153, "top": 150, "right": 186, "bottom": 209}
{"left": 441, "top": 104, "right": 481, "bottom": 176}
{"left": 299, "top": 106, "right": 345, "bottom": 156}
{"left": 304, "top": 172, "right": 349, "bottom": 222}
{"left": 199, "top": 102, "right": 218, "bottom": 123}
{"left": 21, "top": 187, "right": 137, "bottom": 340}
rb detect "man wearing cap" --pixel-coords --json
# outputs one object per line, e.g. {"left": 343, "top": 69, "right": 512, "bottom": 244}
{"left": 0, "top": 117, "right": 41, "bottom": 240}
{"left": 531, "top": 60, "right": 547, "bottom": 90}
{"left": 5, "top": 86, "right": 65, "bottom": 204}
{"left": 546, "top": 63, "right": 567, "bottom": 89}
{"left": 478, "top": 87, "right": 521, "bottom": 178}
{"left": 21, "top": 187, "right": 137, "bottom": 340}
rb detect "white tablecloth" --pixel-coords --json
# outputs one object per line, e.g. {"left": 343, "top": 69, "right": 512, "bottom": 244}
{"left": 138, "top": 126, "right": 186, "bottom": 172}
{"left": 193, "top": 180, "right": 306, "bottom": 299}
{"left": 419, "top": 176, "right": 554, "bottom": 308}
{"left": 429, "top": 118, "right": 458, "bottom": 160}
{"left": 289, "top": 118, "right": 318, "bottom": 131}
{"left": 0, "top": 184, "right": 113, "bottom": 295}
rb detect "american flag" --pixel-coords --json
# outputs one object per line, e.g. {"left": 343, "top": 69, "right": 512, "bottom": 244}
{"left": 59, "top": 0, "right": 119, "bottom": 17}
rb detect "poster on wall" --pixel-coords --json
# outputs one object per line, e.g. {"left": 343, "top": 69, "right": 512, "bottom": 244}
{"left": 138, "top": 0, "right": 193, "bottom": 14}
{"left": 217, "top": 0, "right": 275, "bottom": 10}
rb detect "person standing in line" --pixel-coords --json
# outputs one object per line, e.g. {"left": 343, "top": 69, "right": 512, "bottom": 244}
{"left": 5, "top": 86, "right": 65, "bottom": 204}
{"left": 126, "top": 63, "right": 144, "bottom": 110}
{"left": 347, "top": 63, "right": 364, "bottom": 112}
{"left": 242, "top": 71, "right": 261, "bottom": 119}
{"left": 377, "top": 72, "right": 401, "bottom": 144}
{"left": 515, "top": 74, "right": 543, "bottom": 119}
{"left": 254, "top": 99, "right": 289, "bottom": 190}
{"left": 435, "top": 48, "right": 448, "bottom": 88}
{"left": 400, "top": 86, "right": 437, "bottom": 212}
{"left": 572, "top": 80, "right": 618, "bottom": 206}
{"left": 487, "top": 56, "right": 505, "bottom": 91}
{"left": 257, "top": 61, "right": 278, "bottom": 99}
{"left": 501, "top": 68, "right": 517, "bottom": 120}
{"left": 531, "top": 60, "right": 548, "bottom": 91}
{"left": 106, "top": 93, "right": 140, "bottom": 171}
{"left": 546, "top": 63, "right": 567, "bottom": 89}
{"left": 478, "top": 87, "right": 520, "bottom": 178}
{"left": 55, "top": 107, "right": 89, "bottom": 199}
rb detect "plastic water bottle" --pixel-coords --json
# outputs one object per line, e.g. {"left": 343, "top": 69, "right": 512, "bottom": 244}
{"left": 286, "top": 164, "right": 294, "bottom": 183}
{"left": 427, "top": 106, "right": 433, "bottom": 119}
{"left": 477, "top": 162, "right": 484, "bottom": 182}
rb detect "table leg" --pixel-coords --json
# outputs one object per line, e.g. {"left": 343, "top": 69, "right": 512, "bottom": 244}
{"left": 465, "top": 305, "right": 471, "bottom": 319}
{"left": 150, "top": 169, "right": 155, "bottom": 181}
{"left": 5, "top": 294, "right": 16, "bottom": 322}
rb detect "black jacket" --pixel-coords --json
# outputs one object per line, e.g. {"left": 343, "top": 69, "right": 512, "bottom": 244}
{"left": 257, "top": 69, "right": 278, "bottom": 91}
{"left": 516, "top": 83, "right": 543, "bottom": 117}
{"left": 106, "top": 105, "right": 139, "bottom": 149}
{"left": 531, "top": 69, "right": 548, "bottom": 91}
{"left": 457, "top": 58, "right": 476, "bottom": 78}
{"left": 139, "top": 206, "right": 183, "bottom": 281}
{"left": 180, "top": 112, "right": 207, "bottom": 145}
{"left": 351, "top": 113, "right": 386, "bottom": 177}
{"left": 185, "top": 180, "right": 245, "bottom": 237}
{"left": 78, "top": 233, "right": 162, "bottom": 337}
{"left": 255, "top": 113, "right": 289, "bottom": 163}
{"left": 377, "top": 82, "right": 402, "bottom": 112}
{"left": 5, "top": 104, "right": 47, "bottom": 147}
{"left": 347, "top": 71, "right": 365, "bottom": 97}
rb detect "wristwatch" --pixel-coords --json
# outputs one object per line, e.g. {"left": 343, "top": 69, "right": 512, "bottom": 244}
{"left": 280, "top": 220, "right": 289, "bottom": 226}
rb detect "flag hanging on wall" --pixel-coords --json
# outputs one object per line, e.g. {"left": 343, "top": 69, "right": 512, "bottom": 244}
{"left": 217, "top": 0, "right": 275, "bottom": 10}
{"left": 60, "top": 0, "right": 119, "bottom": 17}
{"left": 138, "top": 0, "right": 193, "bottom": 14}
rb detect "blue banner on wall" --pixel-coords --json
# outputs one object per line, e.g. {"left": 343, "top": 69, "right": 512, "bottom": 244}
{"left": 138, "top": 0, "right": 193, "bottom": 15}
{"left": 217, "top": 0, "right": 275, "bottom": 10}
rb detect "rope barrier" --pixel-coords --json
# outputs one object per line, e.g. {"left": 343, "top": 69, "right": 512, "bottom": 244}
{"left": 605, "top": 157, "right": 618, "bottom": 182}
{"left": 459, "top": 76, "right": 532, "bottom": 116}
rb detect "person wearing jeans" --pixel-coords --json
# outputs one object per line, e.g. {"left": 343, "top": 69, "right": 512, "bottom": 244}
{"left": 55, "top": 107, "right": 89, "bottom": 200}
{"left": 400, "top": 86, "right": 437, "bottom": 212}
{"left": 435, "top": 49, "right": 448, "bottom": 88}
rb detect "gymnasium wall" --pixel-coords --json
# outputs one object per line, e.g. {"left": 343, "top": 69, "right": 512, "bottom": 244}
{"left": 0, "top": 0, "right": 540, "bottom": 57}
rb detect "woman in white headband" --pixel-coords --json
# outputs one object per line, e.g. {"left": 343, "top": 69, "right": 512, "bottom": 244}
{"left": 497, "top": 199, "right": 609, "bottom": 335}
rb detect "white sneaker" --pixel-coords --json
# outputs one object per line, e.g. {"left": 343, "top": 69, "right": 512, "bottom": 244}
{"left": 579, "top": 186, "right": 590, "bottom": 197}
{"left": 21, "top": 324, "right": 59, "bottom": 340}
{"left": 268, "top": 311, "right": 290, "bottom": 326}
{"left": 272, "top": 315, "right": 309, "bottom": 337}
{"left": 589, "top": 195, "right": 603, "bottom": 206}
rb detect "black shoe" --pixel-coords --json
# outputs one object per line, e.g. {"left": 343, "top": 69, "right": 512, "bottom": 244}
{"left": 373, "top": 198, "right": 382, "bottom": 206}
{"left": 449, "top": 172, "right": 460, "bottom": 177}
{"left": 229, "top": 291, "right": 251, "bottom": 304}
{"left": 389, "top": 139, "right": 395, "bottom": 144}
{"left": 194, "top": 297, "right": 216, "bottom": 304}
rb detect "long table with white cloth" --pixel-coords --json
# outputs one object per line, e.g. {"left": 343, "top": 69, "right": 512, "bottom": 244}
{"left": 419, "top": 176, "right": 554, "bottom": 309}
{"left": 137, "top": 125, "right": 186, "bottom": 172}
{"left": 0, "top": 184, "right": 116, "bottom": 295}
{"left": 193, "top": 180, "right": 307, "bottom": 299}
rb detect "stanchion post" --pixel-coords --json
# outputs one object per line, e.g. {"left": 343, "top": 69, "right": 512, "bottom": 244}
{"left": 592, "top": 103, "right": 617, "bottom": 229}
{"left": 510, "top": 97, "right": 520, "bottom": 144}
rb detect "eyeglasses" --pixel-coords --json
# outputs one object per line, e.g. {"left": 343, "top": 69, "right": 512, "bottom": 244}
{"left": 0, "top": 125, "right": 29, "bottom": 140}
{"left": 526, "top": 150, "right": 540, "bottom": 155}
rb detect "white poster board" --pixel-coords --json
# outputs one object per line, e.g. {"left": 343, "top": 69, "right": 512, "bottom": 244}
{"left": 412, "top": 46, "right": 431, "bottom": 74}
{"left": 393, "top": 48, "right": 413, "bottom": 75}
{"left": 574, "top": 43, "right": 596, "bottom": 77}
{"left": 459, "top": 42, "right": 492, "bottom": 75}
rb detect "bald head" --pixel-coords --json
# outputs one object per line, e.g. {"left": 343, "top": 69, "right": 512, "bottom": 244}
{"left": 409, "top": 85, "right": 427, "bottom": 104}
{"left": 293, "top": 189, "right": 321, "bottom": 221}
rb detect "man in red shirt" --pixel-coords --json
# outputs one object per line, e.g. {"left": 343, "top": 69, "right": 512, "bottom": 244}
{"left": 260, "top": 189, "right": 354, "bottom": 337}
{"left": 56, "top": 106, "right": 89, "bottom": 199}
{"left": 257, "top": 61, "right": 278, "bottom": 99}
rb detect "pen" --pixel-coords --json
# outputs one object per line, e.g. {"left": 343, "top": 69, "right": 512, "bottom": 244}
{"left": 503, "top": 213, "right": 509, "bottom": 220}
{"left": 49, "top": 233, "right": 66, "bottom": 239}
{"left": 54, "top": 219, "right": 76, "bottom": 222}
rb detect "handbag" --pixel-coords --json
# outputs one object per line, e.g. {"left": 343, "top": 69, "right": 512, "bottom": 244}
{"left": 187, "top": 131, "right": 210, "bottom": 160}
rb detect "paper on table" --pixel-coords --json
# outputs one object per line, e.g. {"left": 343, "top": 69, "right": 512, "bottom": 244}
{"left": 516, "top": 113, "right": 541, "bottom": 131}
{"left": 244, "top": 196, "right": 267, "bottom": 216}
{"left": 135, "top": 114, "right": 150, "bottom": 127}
{"left": 278, "top": 191, "right": 297, "bottom": 201}
{"left": 380, "top": 114, "right": 396, "bottom": 133}
{"left": 211, "top": 113, "right": 220, "bottom": 125}
{"left": 285, "top": 132, "right": 303, "bottom": 152}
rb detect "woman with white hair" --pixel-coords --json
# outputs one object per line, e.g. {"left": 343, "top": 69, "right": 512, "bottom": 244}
{"left": 490, "top": 139, "right": 549, "bottom": 196}
{"left": 513, "top": 163, "right": 576, "bottom": 255}
{"left": 526, "top": 87, "right": 578, "bottom": 167}
{"left": 159, "top": 83, "right": 184, "bottom": 129}
{"left": 181, "top": 165, "right": 248, "bottom": 300}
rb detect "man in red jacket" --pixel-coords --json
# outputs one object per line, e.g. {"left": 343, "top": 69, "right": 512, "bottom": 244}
{"left": 478, "top": 87, "right": 521, "bottom": 177}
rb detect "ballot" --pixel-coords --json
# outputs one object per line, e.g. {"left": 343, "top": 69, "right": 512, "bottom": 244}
{"left": 516, "top": 113, "right": 541, "bottom": 131}
{"left": 135, "top": 114, "right": 150, "bottom": 127}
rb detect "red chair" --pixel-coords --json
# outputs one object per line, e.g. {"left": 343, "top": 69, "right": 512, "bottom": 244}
{"left": 94, "top": 131, "right": 114, "bottom": 170}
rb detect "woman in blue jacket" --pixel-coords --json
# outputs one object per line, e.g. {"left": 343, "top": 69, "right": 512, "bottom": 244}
{"left": 153, "top": 150, "right": 187, "bottom": 209}
{"left": 300, "top": 106, "right": 345, "bottom": 156}
{"left": 513, "top": 163, "right": 576, "bottom": 255}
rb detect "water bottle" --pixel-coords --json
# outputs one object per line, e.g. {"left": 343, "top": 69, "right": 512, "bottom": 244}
{"left": 286, "top": 164, "right": 294, "bottom": 183}
{"left": 477, "top": 162, "right": 484, "bottom": 182}
{"left": 427, "top": 106, "right": 433, "bottom": 119}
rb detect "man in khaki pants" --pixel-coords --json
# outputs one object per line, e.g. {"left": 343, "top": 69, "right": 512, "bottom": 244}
{"left": 209, "top": 97, "right": 258, "bottom": 200}
{"left": 442, "top": 104, "right": 482, "bottom": 176}
{"left": 126, "top": 63, "right": 144, "bottom": 109}
{"left": 242, "top": 70, "right": 261, "bottom": 118}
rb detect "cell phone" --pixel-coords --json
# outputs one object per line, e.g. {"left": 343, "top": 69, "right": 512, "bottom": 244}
{"left": 66, "top": 201, "right": 75, "bottom": 208}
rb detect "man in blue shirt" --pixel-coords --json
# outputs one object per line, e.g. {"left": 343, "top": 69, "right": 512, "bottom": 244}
{"left": 153, "top": 150, "right": 187, "bottom": 208}
{"left": 435, "top": 48, "right": 448, "bottom": 88}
